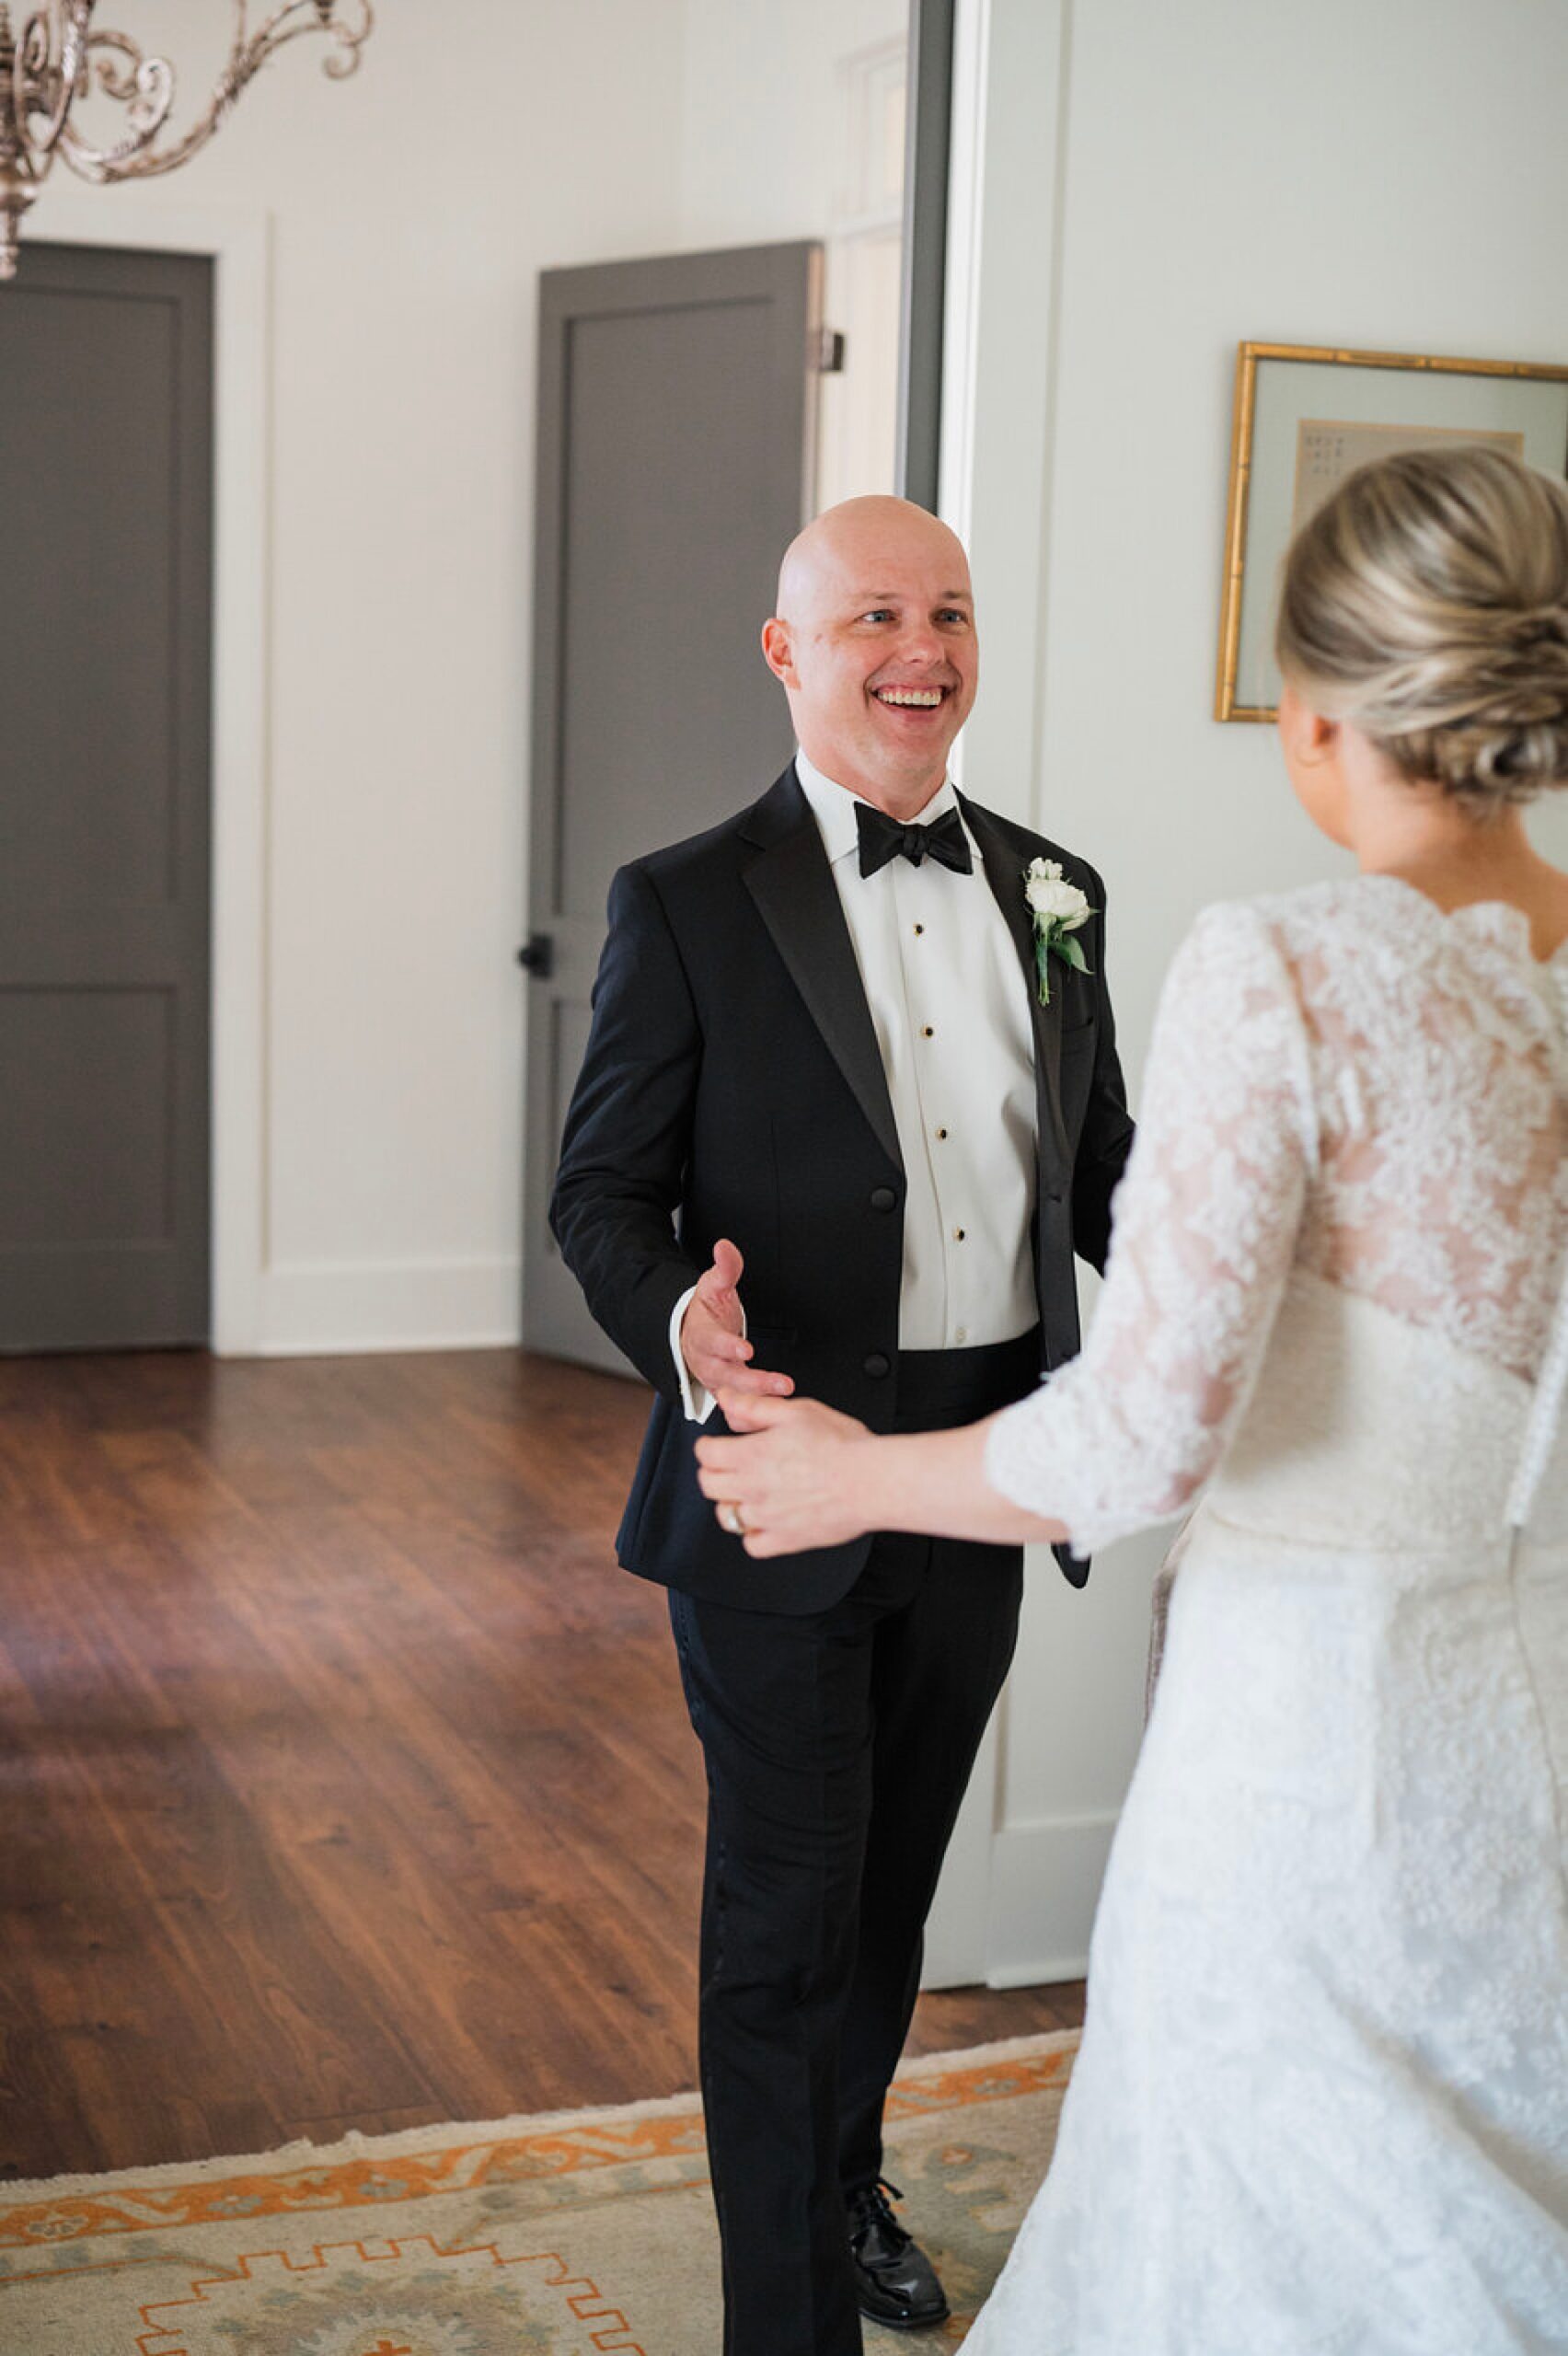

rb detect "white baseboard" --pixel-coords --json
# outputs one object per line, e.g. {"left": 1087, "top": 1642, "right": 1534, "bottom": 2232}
{"left": 247, "top": 1256, "right": 522, "bottom": 1357}
{"left": 986, "top": 1950, "right": 1090, "bottom": 1990}
{"left": 983, "top": 1809, "right": 1117, "bottom": 1989}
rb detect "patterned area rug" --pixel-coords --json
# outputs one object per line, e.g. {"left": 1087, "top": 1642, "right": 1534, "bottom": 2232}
{"left": 0, "top": 2030, "right": 1076, "bottom": 2354}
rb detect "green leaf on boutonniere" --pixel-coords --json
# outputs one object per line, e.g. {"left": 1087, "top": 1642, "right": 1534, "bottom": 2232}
{"left": 1033, "top": 922, "right": 1092, "bottom": 1007}
{"left": 1023, "top": 858, "right": 1096, "bottom": 1008}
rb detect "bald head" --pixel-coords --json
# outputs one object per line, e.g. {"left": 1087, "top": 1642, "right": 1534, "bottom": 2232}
{"left": 761, "top": 497, "right": 978, "bottom": 816}
{"left": 776, "top": 495, "right": 972, "bottom": 623}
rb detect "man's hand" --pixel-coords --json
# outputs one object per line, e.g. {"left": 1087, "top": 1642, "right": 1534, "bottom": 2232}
{"left": 679, "top": 1240, "right": 795, "bottom": 1403}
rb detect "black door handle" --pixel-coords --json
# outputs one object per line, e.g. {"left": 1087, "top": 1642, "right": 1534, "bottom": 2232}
{"left": 517, "top": 933, "right": 555, "bottom": 978}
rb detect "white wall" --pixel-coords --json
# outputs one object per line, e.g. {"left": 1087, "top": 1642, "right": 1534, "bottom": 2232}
{"left": 33, "top": 1, "right": 689, "bottom": 1352}
{"left": 677, "top": 0, "right": 908, "bottom": 248}
{"left": 951, "top": 0, "right": 1568, "bottom": 1981}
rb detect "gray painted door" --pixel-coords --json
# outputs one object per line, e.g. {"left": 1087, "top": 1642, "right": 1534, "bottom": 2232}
{"left": 0, "top": 244, "right": 213, "bottom": 1351}
{"left": 522, "top": 241, "right": 823, "bottom": 1372}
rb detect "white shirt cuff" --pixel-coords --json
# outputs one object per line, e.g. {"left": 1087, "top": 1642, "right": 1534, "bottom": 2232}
{"left": 670, "top": 1281, "right": 748, "bottom": 1424}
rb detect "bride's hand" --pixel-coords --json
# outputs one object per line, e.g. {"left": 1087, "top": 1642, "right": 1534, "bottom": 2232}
{"left": 696, "top": 1392, "right": 875, "bottom": 1556}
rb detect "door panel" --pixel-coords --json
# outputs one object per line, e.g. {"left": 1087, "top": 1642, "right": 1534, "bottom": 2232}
{"left": 522, "top": 241, "right": 822, "bottom": 1371}
{"left": 0, "top": 988, "right": 174, "bottom": 1246}
{"left": 0, "top": 244, "right": 213, "bottom": 1351}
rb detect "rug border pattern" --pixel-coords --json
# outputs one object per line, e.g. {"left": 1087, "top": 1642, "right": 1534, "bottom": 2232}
{"left": 0, "top": 2031, "right": 1079, "bottom": 2261}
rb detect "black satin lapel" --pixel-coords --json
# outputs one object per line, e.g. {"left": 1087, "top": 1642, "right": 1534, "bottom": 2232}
{"left": 744, "top": 825, "right": 904, "bottom": 1174}
{"left": 963, "top": 799, "right": 1071, "bottom": 1182}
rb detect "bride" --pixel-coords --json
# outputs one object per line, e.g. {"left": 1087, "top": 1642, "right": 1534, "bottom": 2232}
{"left": 695, "top": 443, "right": 1568, "bottom": 2351}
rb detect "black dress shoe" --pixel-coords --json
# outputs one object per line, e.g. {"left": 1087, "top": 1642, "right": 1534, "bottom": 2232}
{"left": 846, "top": 2177, "right": 950, "bottom": 2330}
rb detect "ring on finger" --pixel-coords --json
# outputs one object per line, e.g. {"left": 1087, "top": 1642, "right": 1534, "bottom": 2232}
{"left": 720, "top": 1502, "right": 748, "bottom": 1537}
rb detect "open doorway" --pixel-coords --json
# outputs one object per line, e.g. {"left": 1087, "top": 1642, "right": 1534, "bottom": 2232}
{"left": 520, "top": 0, "right": 956, "bottom": 1370}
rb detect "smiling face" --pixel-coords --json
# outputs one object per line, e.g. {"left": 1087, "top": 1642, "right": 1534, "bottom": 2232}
{"left": 761, "top": 496, "right": 978, "bottom": 817}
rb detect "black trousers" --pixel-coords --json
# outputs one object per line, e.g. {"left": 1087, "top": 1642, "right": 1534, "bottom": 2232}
{"left": 668, "top": 1331, "right": 1036, "bottom": 2356}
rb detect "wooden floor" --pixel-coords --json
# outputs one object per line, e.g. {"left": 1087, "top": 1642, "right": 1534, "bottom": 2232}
{"left": 0, "top": 1348, "right": 1084, "bottom": 2182}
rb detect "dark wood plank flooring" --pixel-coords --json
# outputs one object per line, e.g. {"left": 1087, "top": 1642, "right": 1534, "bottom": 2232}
{"left": 0, "top": 1349, "right": 1084, "bottom": 2180}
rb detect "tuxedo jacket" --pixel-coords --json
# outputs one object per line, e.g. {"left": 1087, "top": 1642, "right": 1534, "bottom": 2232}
{"left": 549, "top": 762, "right": 1136, "bottom": 1614}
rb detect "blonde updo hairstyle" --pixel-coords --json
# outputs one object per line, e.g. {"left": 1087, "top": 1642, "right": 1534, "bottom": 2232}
{"left": 1275, "top": 442, "right": 1568, "bottom": 816}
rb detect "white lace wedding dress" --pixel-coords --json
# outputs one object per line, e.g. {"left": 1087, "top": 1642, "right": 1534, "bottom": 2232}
{"left": 973, "top": 872, "right": 1568, "bottom": 2354}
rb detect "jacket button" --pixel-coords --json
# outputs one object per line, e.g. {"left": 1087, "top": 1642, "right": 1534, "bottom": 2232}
{"left": 863, "top": 1352, "right": 891, "bottom": 1379}
{"left": 870, "top": 1185, "right": 896, "bottom": 1212}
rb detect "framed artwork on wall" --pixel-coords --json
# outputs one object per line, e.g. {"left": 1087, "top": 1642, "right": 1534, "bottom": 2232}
{"left": 1215, "top": 341, "right": 1568, "bottom": 722}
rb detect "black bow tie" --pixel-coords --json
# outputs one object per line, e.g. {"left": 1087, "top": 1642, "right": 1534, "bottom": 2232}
{"left": 855, "top": 801, "right": 973, "bottom": 879}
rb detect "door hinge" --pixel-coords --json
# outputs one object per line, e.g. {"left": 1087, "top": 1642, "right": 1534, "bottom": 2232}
{"left": 516, "top": 932, "right": 555, "bottom": 978}
{"left": 816, "top": 328, "right": 847, "bottom": 374}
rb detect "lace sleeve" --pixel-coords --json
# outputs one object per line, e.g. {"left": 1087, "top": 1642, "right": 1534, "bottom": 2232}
{"left": 986, "top": 902, "right": 1317, "bottom": 1553}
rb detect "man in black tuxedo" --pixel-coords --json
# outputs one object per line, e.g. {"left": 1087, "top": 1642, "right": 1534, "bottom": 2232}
{"left": 550, "top": 497, "right": 1133, "bottom": 2354}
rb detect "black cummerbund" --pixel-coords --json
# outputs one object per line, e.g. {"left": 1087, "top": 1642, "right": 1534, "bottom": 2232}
{"left": 893, "top": 1326, "right": 1043, "bottom": 1434}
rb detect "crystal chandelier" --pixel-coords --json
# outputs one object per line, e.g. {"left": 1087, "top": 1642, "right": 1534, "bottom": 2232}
{"left": 0, "top": 2, "right": 375, "bottom": 282}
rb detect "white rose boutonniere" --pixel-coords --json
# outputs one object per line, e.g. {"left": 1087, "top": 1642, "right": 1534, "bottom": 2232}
{"left": 1024, "top": 858, "right": 1095, "bottom": 1007}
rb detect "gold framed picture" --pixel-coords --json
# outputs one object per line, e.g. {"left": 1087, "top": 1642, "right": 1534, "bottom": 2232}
{"left": 1215, "top": 341, "right": 1568, "bottom": 722}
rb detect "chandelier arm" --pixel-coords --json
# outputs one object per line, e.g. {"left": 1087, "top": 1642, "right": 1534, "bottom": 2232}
{"left": 320, "top": 9, "right": 374, "bottom": 86}
{"left": 14, "top": 6, "right": 92, "bottom": 164}
{"left": 225, "top": 0, "right": 369, "bottom": 69}
{"left": 61, "top": 84, "right": 245, "bottom": 183}
{"left": 249, "top": 1, "right": 373, "bottom": 81}
{"left": 248, "top": 0, "right": 328, "bottom": 45}
{"left": 1, "top": 0, "right": 371, "bottom": 272}
{"left": 56, "top": 1, "right": 371, "bottom": 187}
{"left": 58, "top": 34, "right": 180, "bottom": 180}
{"left": 86, "top": 28, "right": 165, "bottom": 102}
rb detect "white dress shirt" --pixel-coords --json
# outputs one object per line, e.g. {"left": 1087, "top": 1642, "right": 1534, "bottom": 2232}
{"left": 672, "top": 750, "right": 1040, "bottom": 1419}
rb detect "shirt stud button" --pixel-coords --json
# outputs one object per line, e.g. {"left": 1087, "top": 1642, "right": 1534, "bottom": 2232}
{"left": 953, "top": 1227, "right": 966, "bottom": 1242}
{"left": 922, "top": 1024, "right": 934, "bottom": 1038}
{"left": 914, "top": 923, "right": 925, "bottom": 936}
{"left": 936, "top": 1126, "right": 948, "bottom": 1140}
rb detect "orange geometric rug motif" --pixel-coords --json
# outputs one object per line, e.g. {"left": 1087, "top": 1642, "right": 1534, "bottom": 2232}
{"left": 0, "top": 2030, "right": 1078, "bottom": 2354}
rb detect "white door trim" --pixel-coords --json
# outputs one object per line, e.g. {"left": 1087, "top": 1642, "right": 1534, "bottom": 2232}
{"left": 29, "top": 194, "right": 271, "bottom": 1355}
{"left": 920, "top": 0, "right": 998, "bottom": 1988}
{"left": 923, "top": 0, "right": 1083, "bottom": 1988}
